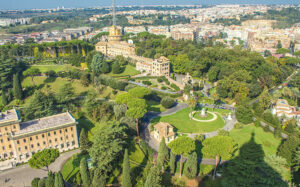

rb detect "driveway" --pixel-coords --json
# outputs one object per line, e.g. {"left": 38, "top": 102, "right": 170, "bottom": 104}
{"left": 0, "top": 149, "right": 80, "bottom": 187}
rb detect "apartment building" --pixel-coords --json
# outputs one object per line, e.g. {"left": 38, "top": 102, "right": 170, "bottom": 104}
{"left": 0, "top": 109, "right": 79, "bottom": 164}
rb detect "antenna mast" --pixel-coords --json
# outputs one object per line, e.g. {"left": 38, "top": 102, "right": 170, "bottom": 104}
{"left": 112, "top": 0, "right": 116, "bottom": 26}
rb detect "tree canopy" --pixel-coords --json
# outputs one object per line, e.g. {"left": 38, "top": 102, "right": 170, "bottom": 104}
{"left": 28, "top": 148, "right": 59, "bottom": 170}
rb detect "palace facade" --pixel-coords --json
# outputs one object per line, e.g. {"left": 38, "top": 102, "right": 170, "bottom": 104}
{"left": 95, "top": 25, "right": 170, "bottom": 77}
{"left": 0, "top": 109, "right": 79, "bottom": 164}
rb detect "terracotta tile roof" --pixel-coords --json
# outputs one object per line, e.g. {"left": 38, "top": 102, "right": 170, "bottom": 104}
{"left": 154, "top": 122, "right": 175, "bottom": 138}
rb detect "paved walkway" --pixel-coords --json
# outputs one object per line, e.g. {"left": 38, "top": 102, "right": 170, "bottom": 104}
{"left": 189, "top": 111, "right": 217, "bottom": 122}
{"left": 141, "top": 103, "right": 236, "bottom": 165}
{"left": 128, "top": 81, "right": 179, "bottom": 95}
{"left": 0, "top": 149, "right": 80, "bottom": 187}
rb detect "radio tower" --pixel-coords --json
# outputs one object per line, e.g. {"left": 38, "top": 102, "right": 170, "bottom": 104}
{"left": 112, "top": 0, "right": 116, "bottom": 26}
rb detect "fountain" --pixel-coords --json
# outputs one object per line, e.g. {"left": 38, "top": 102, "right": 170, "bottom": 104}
{"left": 200, "top": 108, "right": 207, "bottom": 118}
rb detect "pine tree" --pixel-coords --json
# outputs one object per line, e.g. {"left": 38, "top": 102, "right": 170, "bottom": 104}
{"left": 169, "top": 152, "right": 176, "bottom": 174}
{"left": 79, "top": 129, "right": 90, "bottom": 153}
{"left": 1, "top": 91, "right": 7, "bottom": 106}
{"left": 122, "top": 149, "right": 131, "bottom": 187}
{"left": 13, "top": 73, "right": 22, "bottom": 100}
{"left": 54, "top": 172, "right": 64, "bottom": 187}
{"left": 183, "top": 152, "right": 198, "bottom": 179}
{"left": 156, "top": 138, "right": 169, "bottom": 172}
{"left": 80, "top": 157, "right": 90, "bottom": 186}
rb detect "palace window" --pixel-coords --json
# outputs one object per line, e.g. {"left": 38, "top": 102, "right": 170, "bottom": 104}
{"left": 31, "top": 145, "right": 34, "bottom": 148}
{"left": 54, "top": 131, "right": 56, "bottom": 135}
{"left": 29, "top": 137, "right": 32, "bottom": 141}
{"left": 9, "top": 145, "right": 11, "bottom": 148}
{"left": 43, "top": 141, "right": 46, "bottom": 145}
{"left": 18, "top": 147, "right": 21, "bottom": 151}
{"left": 17, "top": 140, "right": 19, "bottom": 144}
{"left": 59, "top": 130, "right": 62, "bottom": 134}
{"left": 71, "top": 127, "right": 73, "bottom": 131}
{"left": 55, "top": 138, "right": 57, "bottom": 142}
{"left": 2, "top": 146, "right": 5, "bottom": 150}
{"left": 37, "top": 143, "right": 40, "bottom": 147}
{"left": 24, "top": 146, "right": 27, "bottom": 150}
{"left": 42, "top": 134, "right": 45, "bottom": 138}
{"left": 48, "top": 132, "right": 51, "bottom": 136}
{"left": 36, "top": 136, "right": 38, "bottom": 140}
{"left": 65, "top": 129, "right": 68, "bottom": 132}
{"left": 23, "top": 139, "right": 26, "bottom": 143}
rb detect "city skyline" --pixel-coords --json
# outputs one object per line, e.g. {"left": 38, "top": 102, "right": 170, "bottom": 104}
{"left": 1, "top": 0, "right": 299, "bottom": 10}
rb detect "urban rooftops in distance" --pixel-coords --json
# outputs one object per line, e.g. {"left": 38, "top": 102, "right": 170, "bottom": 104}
{"left": 14, "top": 112, "right": 76, "bottom": 137}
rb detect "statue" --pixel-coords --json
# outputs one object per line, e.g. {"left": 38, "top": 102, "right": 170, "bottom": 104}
{"left": 227, "top": 113, "right": 232, "bottom": 120}
{"left": 200, "top": 108, "right": 206, "bottom": 117}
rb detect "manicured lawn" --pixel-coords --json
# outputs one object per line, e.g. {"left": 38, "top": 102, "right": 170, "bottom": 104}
{"left": 128, "top": 141, "right": 146, "bottom": 168}
{"left": 151, "top": 108, "right": 225, "bottom": 133}
{"left": 22, "top": 77, "right": 93, "bottom": 95}
{"left": 108, "top": 64, "right": 140, "bottom": 77}
{"left": 229, "top": 124, "right": 281, "bottom": 156}
{"left": 28, "top": 64, "right": 77, "bottom": 73}
{"left": 62, "top": 153, "right": 90, "bottom": 183}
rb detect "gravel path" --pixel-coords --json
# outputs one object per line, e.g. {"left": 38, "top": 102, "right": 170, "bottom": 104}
{"left": 0, "top": 149, "right": 80, "bottom": 187}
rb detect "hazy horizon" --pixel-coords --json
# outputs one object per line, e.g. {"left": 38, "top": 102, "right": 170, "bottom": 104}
{"left": 1, "top": 0, "right": 299, "bottom": 10}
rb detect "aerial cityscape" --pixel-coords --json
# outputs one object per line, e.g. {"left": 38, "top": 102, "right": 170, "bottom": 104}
{"left": 0, "top": 0, "right": 299, "bottom": 186}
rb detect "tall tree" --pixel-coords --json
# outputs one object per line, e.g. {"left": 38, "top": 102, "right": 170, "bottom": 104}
{"left": 184, "top": 152, "right": 198, "bottom": 179}
{"left": 13, "top": 73, "right": 22, "bottom": 100}
{"left": 80, "top": 157, "right": 90, "bottom": 187}
{"left": 100, "top": 61, "right": 110, "bottom": 74}
{"left": 113, "top": 104, "right": 127, "bottom": 120}
{"left": 145, "top": 167, "right": 162, "bottom": 187}
{"left": 45, "top": 171, "right": 55, "bottom": 187}
{"left": 1, "top": 91, "right": 7, "bottom": 106}
{"left": 92, "top": 173, "right": 106, "bottom": 187}
{"left": 126, "top": 98, "right": 147, "bottom": 137}
{"left": 23, "top": 67, "right": 41, "bottom": 86}
{"left": 122, "top": 149, "right": 131, "bottom": 187}
{"left": 169, "top": 152, "right": 176, "bottom": 175}
{"left": 91, "top": 53, "right": 103, "bottom": 76}
{"left": 38, "top": 179, "right": 46, "bottom": 187}
{"left": 156, "top": 138, "right": 169, "bottom": 172}
{"left": 79, "top": 129, "right": 90, "bottom": 153}
{"left": 168, "top": 137, "right": 196, "bottom": 177}
{"left": 89, "top": 122, "right": 128, "bottom": 175}
{"left": 112, "top": 60, "right": 122, "bottom": 74}
{"left": 28, "top": 149, "right": 59, "bottom": 171}
{"left": 277, "top": 133, "right": 300, "bottom": 167}
{"left": 54, "top": 172, "right": 64, "bottom": 187}
{"left": 56, "top": 83, "right": 75, "bottom": 111}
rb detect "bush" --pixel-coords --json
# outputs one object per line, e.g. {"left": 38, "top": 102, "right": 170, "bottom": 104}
{"left": 218, "top": 129, "right": 229, "bottom": 136}
{"left": 142, "top": 80, "right": 152, "bottom": 86}
{"left": 157, "top": 77, "right": 163, "bottom": 83}
{"left": 45, "top": 70, "right": 56, "bottom": 77}
{"left": 234, "top": 123, "right": 243, "bottom": 129}
{"left": 263, "top": 125, "right": 270, "bottom": 132}
{"left": 161, "top": 86, "right": 167, "bottom": 90}
{"left": 161, "top": 96, "right": 175, "bottom": 108}
{"left": 252, "top": 102, "right": 264, "bottom": 117}
{"left": 97, "top": 76, "right": 128, "bottom": 91}
{"left": 124, "top": 84, "right": 136, "bottom": 92}
{"left": 80, "top": 73, "right": 91, "bottom": 87}
{"left": 199, "top": 164, "right": 214, "bottom": 176}
{"left": 254, "top": 120, "right": 261, "bottom": 127}
{"left": 235, "top": 105, "right": 253, "bottom": 124}
{"left": 170, "top": 83, "right": 180, "bottom": 91}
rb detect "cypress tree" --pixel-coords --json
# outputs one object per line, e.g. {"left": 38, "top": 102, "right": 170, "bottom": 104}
{"left": 80, "top": 157, "right": 90, "bottom": 186}
{"left": 79, "top": 129, "right": 90, "bottom": 153}
{"left": 169, "top": 152, "right": 176, "bottom": 174}
{"left": 92, "top": 173, "right": 106, "bottom": 187}
{"left": 156, "top": 138, "right": 169, "bottom": 172}
{"left": 144, "top": 167, "right": 162, "bottom": 187}
{"left": 1, "top": 91, "right": 7, "bottom": 106}
{"left": 54, "top": 172, "right": 64, "bottom": 187}
{"left": 45, "top": 171, "right": 55, "bottom": 187}
{"left": 183, "top": 152, "right": 198, "bottom": 179}
{"left": 38, "top": 179, "right": 46, "bottom": 187}
{"left": 13, "top": 73, "right": 22, "bottom": 100}
{"left": 122, "top": 149, "right": 131, "bottom": 187}
{"left": 76, "top": 172, "right": 81, "bottom": 186}
{"left": 100, "top": 61, "right": 110, "bottom": 74}
{"left": 112, "top": 61, "right": 121, "bottom": 74}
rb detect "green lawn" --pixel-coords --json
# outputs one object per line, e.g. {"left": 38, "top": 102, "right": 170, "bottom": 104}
{"left": 146, "top": 100, "right": 167, "bottom": 113}
{"left": 108, "top": 64, "right": 140, "bottom": 77}
{"left": 62, "top": 153, "right": 90, "bottom": 183}
{"left": 229, "top": 124, "right": 281, "bottom": 156}
{"left": 28, "top": 64, "right": 77, "bottom": 73}
{"left": 151, "top": 108, "right": 225, "bottom": 133}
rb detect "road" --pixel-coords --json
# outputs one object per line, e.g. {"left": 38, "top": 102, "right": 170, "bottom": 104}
{"left": 0, "top": 149, "right": 80, "bottom": 187}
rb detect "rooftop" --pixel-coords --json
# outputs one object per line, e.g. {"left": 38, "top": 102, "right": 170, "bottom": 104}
{"left": 15, "top": 112, "right": 76, "bottom": 136}
{"left": 154, "top": 122, "right": 175, "bottom": 137}
{"left": 0, "top": 109, "right": 20, "bottom": 124}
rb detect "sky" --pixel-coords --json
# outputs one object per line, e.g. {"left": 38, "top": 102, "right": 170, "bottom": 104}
{"left": 1, "top": 0, "right": 299, "bottom": 10}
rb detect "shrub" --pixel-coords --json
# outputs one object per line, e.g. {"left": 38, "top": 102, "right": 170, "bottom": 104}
{"left": 142, "top": 80, "right": 152, "bottom": 86}
{"left": 218, "top": 129, "right": 229, "bottom": 136}
{"left": 161, "top": 86, "right": 167, "bottom": 90}
{"left": 262, "top": 112, "right": 280, "bottom": 126}
{"left": 263, "top": 125, "right": 270, "bottom": 132}
{"left": 234, "top": 123, "right": 243, "bottom": 129}
{"left": 45, "top": 70, "right": 56, "bottom": 77}
{"left": 80, "top": 73, "right": 91, "bottom": 87}
{"left": 157, "top": 77, "right": 163, "bottom": 83}
{"left": 170, "top": 83, "right": 180, "bottom": 91}
{"left": 254, "top": 120, "right": 261, "bottom": 127}
{"left": 124, "top": 84, "right": 136, "bottom": 92}
{"left": 199, "top": 164, "right": 214, "bottom": 176}
{"left": 252, "top": 102, "right": 264, "bottom": 117}
{"left": 97, "top": 76, "right": 128, "bottom": 91}
{"left": 161, "top": 96, "right": 175, "bottom": 108}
